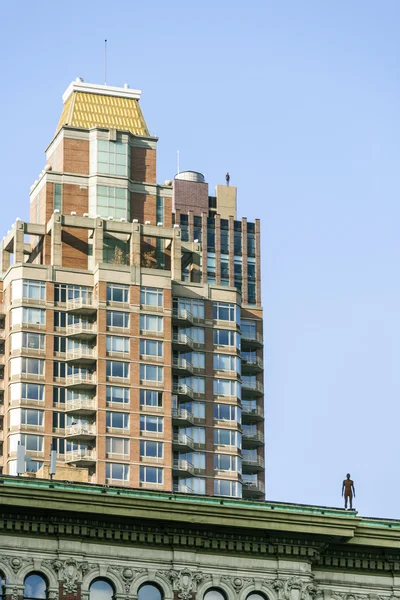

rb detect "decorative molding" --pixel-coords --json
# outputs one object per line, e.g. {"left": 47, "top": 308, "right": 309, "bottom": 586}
{"left": 108, "top": 565, "right": 147, "bottom": 593}
{"left": 0, "top": 555, "right": 33, "bottom": 574}
{"left": 43, "top": 557, "right": 97, "bottom": 594}
{"left": 266, "top": 577, "right": 319, "bottom": 600}
{"left": 157, "top": 568, "right": 211, "bottom": 600}
{"left": 222, "top": 576, "right": 254, "bottom": 594}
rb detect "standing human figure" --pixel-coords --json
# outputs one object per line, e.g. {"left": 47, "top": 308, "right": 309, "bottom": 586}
{"left": 342, "top": 473, "right": 355, "bottom": 509}
{"left": 226, "top": 172, "right": 230, "bottom": 186}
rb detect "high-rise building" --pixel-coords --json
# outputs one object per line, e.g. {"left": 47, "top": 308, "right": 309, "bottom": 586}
{"left": 0, "top": 78, "right": 264, "bottom": 499}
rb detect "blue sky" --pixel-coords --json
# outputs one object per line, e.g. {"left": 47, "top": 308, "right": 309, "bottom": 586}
{"left": 1, "top": 1, "right": 400, "bottom": 517}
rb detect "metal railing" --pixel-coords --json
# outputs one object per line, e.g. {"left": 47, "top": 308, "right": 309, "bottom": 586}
{"left": 242, "top": 406, "right": 264, "bottom": 419}
{"left": 172, "top": 433, "right": 194, "bottom": 448}
{"left": 65, "top": 399, "right": 96, "bottom": 412}
{"left": 242, "top": 380, "right": 264, "bottom": 394}
{"left": 242, "top": 455, "right": 265, "bottom": 469}
{"left": 172, "top": 458, "right": 195, "bottom": 474}
{"left": 65, "top": 424, "right": 96, "bottom": 437}
{"left": 66, "top": 322, "right": 96, "bottom": 336}
{"left": 66, "top": 296, "right": 96, "bottom": 311}
{"left": 242, "top": 431, "right": 264, "bottom": 443}
{"left": 65, "top": 449, "right": 96, "bottom": 462}
{"left": 172, "top": 383, "right": 194, "bottom": 399}
{"left": 243, "top": 481, "right": 265, "bottom": 493}
{"left": 66, "top": 348, "right": 96, "bottom": 361}
{"left": 66, "top": 373, "right": 96, "bottom": 386}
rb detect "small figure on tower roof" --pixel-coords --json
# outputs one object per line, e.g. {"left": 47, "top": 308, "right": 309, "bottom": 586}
{"left": 342, "top": 473, "right": 356, "bottom": 510}
{"left": 226, "top": 172, "right": 230, "bottom": 186}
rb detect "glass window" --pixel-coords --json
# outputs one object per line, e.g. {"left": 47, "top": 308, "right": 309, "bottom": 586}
{"left": 106, "top": 412, "right": 129, "bottom": 430}
{"left": 140, "top": 440, "right": 163, "bottom": 458}
{"left": 10, "top": 408, "right": 44, "bottom": 427}
{"left": 214, "top": 479, "right": 242, "bottom": 498}
{"left": 9, "top": 433, "right": 44, "bottom": 453}
{"left": 248, "top": 282, "right": 256, "bottom": 305}
{"left": 213, "top": 329, "right": 240, "bottom": 349}
{"left": 214, "top": 429, "right": 241, "bottom": 448}
{"left": 173, "top": 298, "right": 205, "bottom": 319}
{"left": 97, "top": 185, "right": 129, "bottom": 220}
{"left": 106, "top": 336, "right": 129, "bottom": 353}
{"left": 138, "top": 584, "right": 163, "bottom": 600}
{"left": 140, "top": 314, "right": 163, "bottom": 332}
{"left": 204, "top": 590, "right": 226, "bottom": 600}
{"left": 54, "top": 183, "right": 62, "bottom": 212}
{"left": 140, "top": 287, "right": 163, "bottom": 307}
{"left": 107, "top": 283, "right": 129, "bottom": 303}
{"left": 214, "top": 404, "right": 241, "bottom": 422}
{"left": 105, "top": 463, "right": 129, "bottom": 481}
{"left": 24, "top": 573, "right": 47, "bottom": 599}
{"left": 97, "top": 139, "right": 129, "bottom": 176}
{"left": 10, "top": 307, "right": 45, "bottom": 327}
{"left": 10, "top": 357, "right": 45, "bottom": 377}
{"left": 213, "top": 302, "right": 239, "bottom": 323}
{"left": 140, "top": 364, "right": 163, "bottom": 382}
{"left": 214, "top": 454, "right": 241, "bottom": 472}
{"left": 140, "top": 465, "right": 163, "bottom": 484}
{"left": 213, "top": 379, "right": 241, "bottom": 399}
{"left": 247, "top": 231, "right": 256, "bottom": 257}
{"left": 103, "top": 236, "right": 129, "bottom": 265}
{"left": 90, "top": 579, "right": 115, "bottom": 600}
{"left": 191, "top": 352, "right": 205, "bottom": 369}
{"left": 213, "top": 354, "right": 240, "bottom": 373}
{"left": 107, "top": 311, "right": 129, "bottom": 329}
{"left": 106, "top": 437, "right": 129, "bottom": 456}
{"left": 106, "top": 386, "right": 129, "bottom": 404}
{"left": 140, "top": 389, "right": 162, "bottom": 407}
{"left": 10, "top": 383, "right": 44, "bottom": 402}
{"left": 241, "top": 320, "right": 257, "bottom": 338}
{"left": 140, "top": 339, "right": 163, "bottom": 357}
{"left": 54, "top": 336, "right": 66, "bottom": 353}
{"left": 156, "top": 196, "right": 164, "bottom": 225}
{"left": 140, "top": 415, "right": 163, "bottom": 433}
{"left": 12, "top": 280, "right": 45, "bottom": 302}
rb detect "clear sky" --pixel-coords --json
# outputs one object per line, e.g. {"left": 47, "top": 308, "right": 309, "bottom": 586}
{"left": 1, "top": 0, "right": 400, "bottom": 518}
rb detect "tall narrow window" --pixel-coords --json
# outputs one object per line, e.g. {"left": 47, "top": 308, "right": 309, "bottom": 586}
{"left": 156, "top": 196, "right": 164, "bottom": 225}
{"left": 54, "top": 184, "right": 62, "bottom": 213}
{"left": 24, "top": 573, "right": 48, "bottom": 599}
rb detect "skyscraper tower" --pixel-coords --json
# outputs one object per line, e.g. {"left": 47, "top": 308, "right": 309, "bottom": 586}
{"left": 0, "top": 79, "right": 264, "bottom": 499}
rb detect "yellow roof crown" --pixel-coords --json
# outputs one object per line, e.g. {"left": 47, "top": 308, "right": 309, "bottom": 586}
{"left": 56, "top": 79, "right": 150, "bottom": 137}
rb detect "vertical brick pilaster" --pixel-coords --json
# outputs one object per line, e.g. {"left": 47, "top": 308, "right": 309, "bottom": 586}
{"left": 201, "top": 212, "right": 208, "bottom": 284}
{"left": 228, "top": 216, "right": 235, "bottom": 287}
{"left": 255, "top": 219, "right": 261, "bottom": 306}
{"left": 215, "top": 215, "right": 221, "bottom": 285}
{"left": 188, "top": 211, "right": 194, "bottom": 243}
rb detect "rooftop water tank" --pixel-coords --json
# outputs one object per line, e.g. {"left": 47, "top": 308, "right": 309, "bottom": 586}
{"left": 175, "top": 171, "right": 205, "bottom": 183}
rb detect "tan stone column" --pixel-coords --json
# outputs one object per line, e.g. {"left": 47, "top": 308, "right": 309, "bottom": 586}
{"left": 13, "top": 220, "right": 25, "bottom": 264}
{"left": 93, "top": 218, "right": 104, "bottom": 266}
{"left": 172, "top": 228, "right": 182, "bottom": 282}
{"left": 50, "top": 214, "right": 62, "bottom": 267}
{"left": 130, "top": 223, "right": 141, "bottom": 267}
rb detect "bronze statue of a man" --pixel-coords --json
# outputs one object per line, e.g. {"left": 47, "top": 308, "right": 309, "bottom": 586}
{"left": 342, "top": 473, "right": 355, "bottom": 509}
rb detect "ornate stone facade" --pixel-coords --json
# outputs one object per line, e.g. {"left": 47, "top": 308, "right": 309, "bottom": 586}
{"left": 0, "top": 478, "right": 400, "bottom": 600}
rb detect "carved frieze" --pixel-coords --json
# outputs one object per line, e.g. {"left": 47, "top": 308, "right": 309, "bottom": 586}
{"left": 158, "top": 568, "right": 211, "bottom": 600}
{"left": 107, "top": 565, "right": 147, "bottom": 593}
{"left": 44, "top": 557, "right": 97, "bottom": 594}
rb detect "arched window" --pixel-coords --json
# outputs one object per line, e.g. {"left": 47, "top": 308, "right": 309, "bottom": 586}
{"left": 247, "top": 594, "right": 268, "bottom": 600}
{"left": 0, "top": 573, "right": 6, "bottom": 600}
{"left": 24, "top": 573, "right": 47, "bottom": 599}
{"left": 90, "top": 579, "right": 115, "bottom": 600}
{"left": 204, "top": 589, "right": 226, "bottom": 600}
{"left": 138, "top": 583, "right": 163, "bottom": 600}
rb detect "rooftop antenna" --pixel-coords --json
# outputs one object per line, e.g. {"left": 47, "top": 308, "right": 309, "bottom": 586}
{"left": 177, "top": 150, "right": 180, "bottom": 175}
{"left": 104, "top": 39, "right": 107, "bottom": 86}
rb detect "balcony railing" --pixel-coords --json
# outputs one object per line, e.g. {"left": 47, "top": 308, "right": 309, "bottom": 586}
{"left": 65, "top": 423, "right": 96, "bottom": 437}
{"left": 66, "top": 322, "right": 96, "bottom": 336}
{"left": 242, "top": 481, "right": 265, "bottom": 494}
{"left": 172, "top": 458, "right": 195, "bottom": 474}
{"left": 173, "top": 483, "right": 194, "bottom": 494}
{"left": 242, "top": 431, "right": 264, "bottom": 444}
{"left": 172, "top": 383, "right": 194, "bottom": 400}
{"left": 172, "top": 331, "right": 194, "bottom": 349}
{"left": 242, "top": 356, "right": 264, "bottom": 371}
{"left": 172, "top": 432, "right": 194, "bottom": 449}
{"left": 241, "top": 331, "right": 263, "bottom": 346}
{"left": 65, "top": 399, "right": 96, "bottom": 413}
{"left": 242, "top": 380, "right": 264, "bottom": 395}
{"left": 66, "top": 296, "right": 96, "bottom": 311}
{"left": 66, "top": 373, "right": 96, "bottom": 386}
{"left": 242, "top": 455, "right": 265, "bottom": 469}
{"left": 65, "top": 449, "right": 96, "bottom": 463}
{"left": 66, "top": 348, "right": 96, "bottom": 361}
{"left": 242, "top": 406, "right": 264, "bottom": 419}
{"left": 172, "top": 356, "right": 193, "bottom": 372}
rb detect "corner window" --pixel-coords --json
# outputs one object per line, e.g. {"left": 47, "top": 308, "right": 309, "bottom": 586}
{"left": 97, "top": 140, "right": 129, "bottom": 176}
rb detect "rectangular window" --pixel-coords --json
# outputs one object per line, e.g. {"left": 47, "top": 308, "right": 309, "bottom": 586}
{"left": 9, "top": 408, "right": 44, "bottom": 428}
{"left": 54, "top": 311, "right": 66, "bottom": 328}
{"left": 106, "top": 437, "right": 129, "bottom": 457}
{"left": 213, "top": 379, "right": 241, "bottom": 398}
{"left": 97, "top": 185, "right": 129, "bottom": 220}
{"left": 140, "top": 364, "right": 163, "bottom": 382}
{"left": 214, "top": 429, "right": 242, "bottom": 448}
{"left": 10, "top": 307, "right": 45, "bottom": 327}
{"left": 173, "top": 298, "right": 205, "bottom": 319}
{"left": 191, "top": 352, "right": 205, "bottom": 369}
{"left": 54, "top": 336, "right": 66, "bottom": 353}
{"left": 53, "top": 361, "right": 66, "bottom": 378}
{"left": 179, "top": 327, "right": 205, "bottom": 344}
{"left": 247, "top": 231, "right": 256, "bottom": 257}
{"left": 9, "top": 433, "right": 43, "bottom": 453}
{"left": 10, "top": 357, "right": 44, "bottom": 377}
{"left": 213, "top": 302, "right": 240, "bottom": 323}
{"left": 106, "top": 336, "right": 129, "bottom": 353}
{"left": 214, "top": 479, "right": 242, "bottom": 498}
{"left": 9, "top": 383, "right": 44, "bottom": 402}
{"left": 140, "top": 314, "right": 163, "bottom": 333}
{"left": 156, "top": 197, "right": 164, "bottom": 225}
{"left": 10, "top": 332, "right": 45, "bottom": 352}
{"left": 213, "top": 329, "right": 240, "bottom": 349}
{"left": 241, "top": 320, "right": 257, "bottom": 338}
{"left": 140, "top": 440, "right": 163, "bottom": 458}
{"left": 106, "top": 412, "right": 129, "bottom": 430}
{"left": 52, "top": 437, "right": 65, "bottom": 456}
{"left": 214, "top": 454, "right": 241, "bottom": 472}
{"left": 140, "top": 339, "right": 163, "bottom": 357}
{"left": 54, "top": 183, "right": 62, "bottom": 212}
{"left": 140, "top": 465, "right": 163, "bottom": 484}
{"left": 140, "top": 389, "right": 162, "bottom": 407}
{"left": 106, "top": 386, "right": 129, "bottom": 405}
{"left": 52, "top": 411, "right": 65, "bottom": 429}
{"left": 12, "top": 280, "right": 46, "bottom": 302}
{"left": 140, "top": 415, "right": 163, "bottom": 433}
{"left": 106, "top": 462, "right": 129, "bottom": 481}
{"left": 107, "top": 284, "right": 129, "bottom": 303}
{"left": 53, "top": 387, "right": 65, "bottom": 405}
{"left": 106, "top": 361, "right": 129, "bottom": 379}
{"left": 107, "top": 311, "right": 129, "bottom": 329}
{"left": 140, "top": 287, "right": 163, "bottom": 307}
{"left": 98, "top": 140, "right": 129, "bottom": 176}
{"left": 213, "top": 354, "right": 240, "bottom": 374}
{"left": 214, "top": 404, "right": 241, "bottom": 423}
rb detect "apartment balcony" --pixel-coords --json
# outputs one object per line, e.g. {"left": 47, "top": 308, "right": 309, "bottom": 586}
{"left": 106, "top": 478, "right": 131, "bottom": 488}
{"left": 172, "top": 356, "right": 193, "bottom": 375}
{"left": 9, "top": 397, "right": 44, "bottom": 408}
{"left": 9, "top": 423, "right": 44, "bottom": 433}
{"left": 65, "top": 398, "right": 97, "bottom": 415}
{"left": 172, "top": 458, "right": 195, "bottom": 476}
{"left": 172, "top": 432, "right": 194, "bottom": 452}
{"left": 242, "top": 380, "right": 264, "bottom": 397}
{"left": 172, "top": 383, "right": 194, "bottom": 402}
{"left": 172, "top": 307, "right": 205, "bottom": 326}
{"left": 19, "top": 321, "right": 46, "bottom": 331}
{"left": 242, "top": 406, "right": 264, "bottom": 423}
{"left": 65, "top": 372, "right": 96, "bottom": 388}
{"left": 241, "top": 332, "right": 263, "bottom": 350}
{"left": 65, "top": 449, "right": 96, "bottom": 466}
{"left": 172, "top": 407, "right": 193, "bottom": 425}
{"left": 66, "top": 322, "right": 97, "bottom": 339}
{"left": 65, "top": 423, "right": 96, "bottom": 440}
{"left": 241, "top": 356, "right": 264, "bottom": 374}
{"left": 66, "top": 296, "right": 97, "bottom": 314}
{"left": 172, "top": 331, "right": 194, "bottom": 351}
{"left": 66, "top": 348, "right": 96, "bottom": 364}
{"left": 10, "top": 372, "right": 45, "bottom": 382}
{"left": 242, "top": 480, "right": 265, "bottom": 498}
{"left": 11, "top": 347, "right": 46, "bottom": 357}
{"left": 242, "top": 455, "right": 265, "bottom": 473}
{"left": 173, "top": 483, "right": 194, "bottom": 494}
{"left": 242, "top": 431, "right": 264, "bottom": 448}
